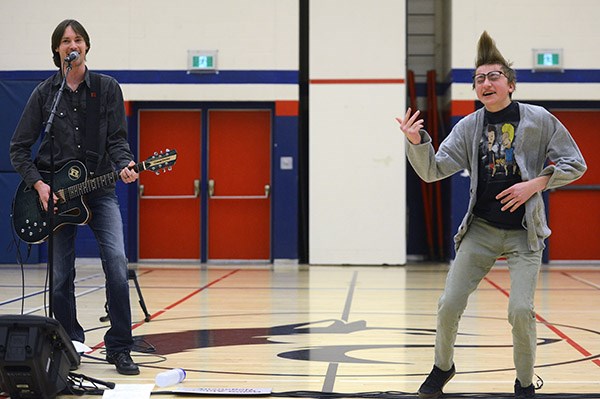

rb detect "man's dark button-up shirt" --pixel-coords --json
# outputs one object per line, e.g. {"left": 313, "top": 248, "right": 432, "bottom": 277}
{"left": 10, "top": 69, "right": 133, "bottom": 196}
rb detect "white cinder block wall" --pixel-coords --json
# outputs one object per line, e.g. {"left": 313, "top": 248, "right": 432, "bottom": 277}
{"left": 450, "top": 0, "right": 600, "bottom": 102}
{"left": 308, "top": 0, "right": 407, "bottom": 265}
{"left": 0, "top": 0, "right": 299, "bottom": 102}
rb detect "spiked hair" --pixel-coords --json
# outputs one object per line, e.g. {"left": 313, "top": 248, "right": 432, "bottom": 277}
{"left": 473, "top": 31, "right": 516, "bottom": 89}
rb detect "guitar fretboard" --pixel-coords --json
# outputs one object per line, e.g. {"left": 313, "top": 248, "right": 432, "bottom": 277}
{"left": 62, "top": 162, "right": 144, "bottom": 201}
{"left": 63, "top": 172, "right": 119, "bottom": 201}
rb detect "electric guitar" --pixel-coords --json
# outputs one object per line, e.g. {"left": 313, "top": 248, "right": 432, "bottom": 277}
{"left": 12, "top": 149, "right": 178, "bottom": 244}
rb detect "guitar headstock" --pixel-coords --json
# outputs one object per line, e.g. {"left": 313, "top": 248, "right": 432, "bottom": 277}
{"left": 142, "top": 149, "right": 178, "bottom": 175}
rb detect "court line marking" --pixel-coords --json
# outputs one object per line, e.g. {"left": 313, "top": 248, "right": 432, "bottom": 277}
{"left": 322, "top": 271, "right": 359, "bottom": 393}
{"left": 561, "top": 271, "right": 600, "bottom": 290}
{"left": 88, "top": 269, "right": 241, "bottom": 353}
{"left": 484, "top": 276, "right": 600, "bottom": 368}
{"left": 0, "top": 272, "right": 105, "bottom": 310}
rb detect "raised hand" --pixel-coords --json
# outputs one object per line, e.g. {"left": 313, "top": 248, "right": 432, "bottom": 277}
{"left": 395, "top": 108, "right": 424, "bottom": 145}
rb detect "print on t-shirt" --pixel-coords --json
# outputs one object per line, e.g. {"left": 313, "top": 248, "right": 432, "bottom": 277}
{"left": 481, "top": 122, "right": 519, "bottom": 179}
{"left": 474, "top": 102, "right": 524, "bottom": 229}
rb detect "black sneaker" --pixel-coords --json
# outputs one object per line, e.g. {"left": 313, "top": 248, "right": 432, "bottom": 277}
{"left": 69, "top": 356, "right": 81, "bottom": 371}
{"left": 106, "top": 351, "right": 140, "bottom": 375}
{"left": 418, "top": 364, "right": 456, "bottom": 399}
{"left": 514, "top": 379, "right": 535, "bottom": 398}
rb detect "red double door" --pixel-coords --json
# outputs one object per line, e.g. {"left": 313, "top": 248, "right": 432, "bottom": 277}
{"left": 137, "top": 109, "right": 271, "bottom": 261}
{"left": 547, "top": 111, "right": 599, "bottom": 261}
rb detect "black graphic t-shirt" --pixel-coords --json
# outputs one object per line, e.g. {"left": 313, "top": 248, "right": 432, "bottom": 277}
{"left": 473, "top": 101, "right": 525, "bottom": 229}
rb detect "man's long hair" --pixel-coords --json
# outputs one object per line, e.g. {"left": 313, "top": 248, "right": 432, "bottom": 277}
{"left": 51, "top": 19, "right": 91, "bottom": 68}
{"left": 474, "top": 31, "right": 516, "bottom": 88}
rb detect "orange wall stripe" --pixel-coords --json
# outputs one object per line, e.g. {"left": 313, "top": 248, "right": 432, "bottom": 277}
{"left": 275, "top": 100, "right": 299, "bottom": 116}
{"left": 310, "top": 78, "right": 405, "bottom": 84}
{"left": 451, "top": 100, "right": 475, "bottom": 117}
{"left": 124, "top": 101, "right": 132, "bottom": 117}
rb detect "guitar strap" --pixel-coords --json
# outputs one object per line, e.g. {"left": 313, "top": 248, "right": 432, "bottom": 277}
{"left": 85, "top": 72, "right": 102, "bottom": 176}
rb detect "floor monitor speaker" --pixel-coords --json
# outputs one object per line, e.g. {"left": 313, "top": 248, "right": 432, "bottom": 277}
{"left": 0, "top": 315, "right": 80, "bottom": 399}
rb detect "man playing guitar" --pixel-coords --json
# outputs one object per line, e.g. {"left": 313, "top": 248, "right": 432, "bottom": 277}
{"left": 9, "top": 19, "right": 140, "bottom": 375}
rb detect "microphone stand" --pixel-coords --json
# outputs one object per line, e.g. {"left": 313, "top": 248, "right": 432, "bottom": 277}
{"left": 45, "top": 59, "right": 73, "bottom": 318}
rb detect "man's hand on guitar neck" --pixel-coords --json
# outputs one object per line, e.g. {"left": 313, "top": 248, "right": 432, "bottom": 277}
{"left": 34, "top": 180, "right": 59, "bottom": 212}
{"left": 120, "top": 160, "right": 139, "bottom": 184}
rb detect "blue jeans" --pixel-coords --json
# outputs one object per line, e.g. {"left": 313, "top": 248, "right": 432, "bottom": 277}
{"left": 51, "top": 192, "right": 133, "bottom": 354}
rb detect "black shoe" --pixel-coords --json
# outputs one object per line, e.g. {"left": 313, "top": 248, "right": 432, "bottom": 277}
{"left": 70, "top": 356, "right": 81, "bottom": 371}
{"left": 418, "top": 364, "right": 456, "bottom": 399}
{"left": 106, "top": 351, "right": 140, "bottom": 375}
{"left": 514, "top": 379, "right": 535, "bottom": 398}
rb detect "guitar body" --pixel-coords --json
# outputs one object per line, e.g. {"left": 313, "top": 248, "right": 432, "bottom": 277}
{"left": 12, "top": 149, "right": 177, "bottom": 244}
{"left": 12, "top": 160, "right": 91, "bottom": 244}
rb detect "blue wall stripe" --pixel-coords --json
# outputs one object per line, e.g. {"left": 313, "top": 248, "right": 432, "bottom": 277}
{"left": 0, "top": 70, "right": 299, "bottom": 85}
{"left": 7, "top": 68, "right": 598, "bottom": 85}
{"left": 453, "top": 68, "right": 600, "bottom": 84}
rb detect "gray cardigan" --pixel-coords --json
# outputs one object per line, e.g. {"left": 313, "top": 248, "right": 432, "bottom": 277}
{"left": 406, "top": 102, "right": 587, "bottom": 252}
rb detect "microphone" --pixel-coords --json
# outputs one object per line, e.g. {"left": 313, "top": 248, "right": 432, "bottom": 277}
{"left": 64, "top": 51, "right": 79, "bottom": 63}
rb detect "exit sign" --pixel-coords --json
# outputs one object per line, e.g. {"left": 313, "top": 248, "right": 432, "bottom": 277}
{"left": 193, "top": 55, "right": 213, "bottom": 68}
{"left": 532, "top": 48, "right": 563, "bottom": 72}
{"left": 188, "top": 50, "right": 218, "bottom": 73}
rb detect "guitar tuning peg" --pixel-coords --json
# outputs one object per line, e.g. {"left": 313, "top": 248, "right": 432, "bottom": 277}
{"left": 168, "top": 166, "right": 172, "bottom": 171}
{"left": 166, "top": 148, "right": 170, "bottom": 152}
{"left": 153, "top": 152, "right": 158, "bottom": 156}
{"left": 155, "top": 171, "right": 160, "bottom": 176}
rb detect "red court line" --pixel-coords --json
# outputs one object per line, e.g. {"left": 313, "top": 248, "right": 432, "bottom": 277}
{"left": 89, "top": 269, "right": 241, "bottom": 353}
{"left": 484, "top": 276, "right": 600, "bottom": 368}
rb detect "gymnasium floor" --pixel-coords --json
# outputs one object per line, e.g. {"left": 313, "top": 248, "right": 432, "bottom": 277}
{"left": 1, "top": 261, "right": 600, "bottom": 398}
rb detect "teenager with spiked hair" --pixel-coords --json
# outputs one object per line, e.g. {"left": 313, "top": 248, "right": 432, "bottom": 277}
{"left": 396, "top": 31, "right": 586, "bottom": 398}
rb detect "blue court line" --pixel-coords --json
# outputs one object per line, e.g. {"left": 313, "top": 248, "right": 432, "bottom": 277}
{"left": 322, "top": 270, "right": 359, "bottom": 393}
{"left": 0, "top": 272, "right": 104, "bottom": 307}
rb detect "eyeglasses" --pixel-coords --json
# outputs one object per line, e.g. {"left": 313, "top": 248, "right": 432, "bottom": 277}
{"left": 473, "top": 70, "right": 506, "bottom": 85}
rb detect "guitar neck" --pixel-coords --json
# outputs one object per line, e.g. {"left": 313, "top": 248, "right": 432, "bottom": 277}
{"left": 61, "top": 161, "right": 145, "bottom": 201}
{"left": 56, "top": 149, "right": 177, "bottom": 202}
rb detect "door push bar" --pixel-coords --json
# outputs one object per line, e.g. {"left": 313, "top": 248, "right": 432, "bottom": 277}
{"left": 139, "top": 179, "right": 200, "bottom": 199}
{"left": 208, "top": 179, "right": 270, "bottom": 199}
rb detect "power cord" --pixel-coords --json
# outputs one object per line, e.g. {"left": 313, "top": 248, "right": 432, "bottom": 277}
{"left": 8, "top": 228, "right": 32, "bottom": 316}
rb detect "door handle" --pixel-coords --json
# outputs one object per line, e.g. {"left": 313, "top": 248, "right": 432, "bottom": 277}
{"left": 208, "top": 179, "right": 271, "bottom": 199}
{"left": 208, "top": 179, "right": 215, "bottom": 197}
{"left": 194, "top": 179, "right": 200, "bottom": 197}
{"left": 139, "top": 179, "right": 201, "bottom": 199}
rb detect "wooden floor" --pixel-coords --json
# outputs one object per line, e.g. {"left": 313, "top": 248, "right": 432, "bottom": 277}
{"left": 1, "top": 261, "right": 600, "bottom": 398}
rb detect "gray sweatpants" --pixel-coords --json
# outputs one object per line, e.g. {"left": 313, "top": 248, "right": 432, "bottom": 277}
{"left": 434, "top": 216, "right": 542, "bottom": 386}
